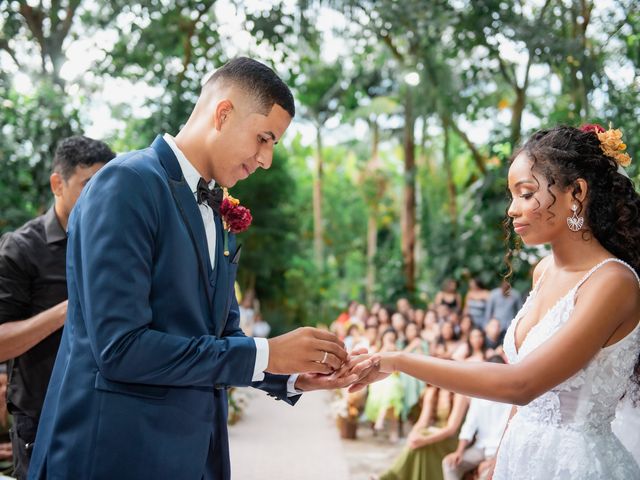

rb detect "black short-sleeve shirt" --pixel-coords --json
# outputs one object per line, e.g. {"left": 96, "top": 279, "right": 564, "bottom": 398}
{"left": 0, "top": 206, "right": 67, "bottom": 419}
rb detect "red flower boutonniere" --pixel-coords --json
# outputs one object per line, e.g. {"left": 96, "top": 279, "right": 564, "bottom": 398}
{"left": 220, "top": 189, "right": 252, "bottom": 256}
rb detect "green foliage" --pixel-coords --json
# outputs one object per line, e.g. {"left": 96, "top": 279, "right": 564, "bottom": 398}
{"left": 2, "top": 0, "right": 638, "bottom": 329}
{"left": 0, "top": 78, "right": 79, "bottom": 233}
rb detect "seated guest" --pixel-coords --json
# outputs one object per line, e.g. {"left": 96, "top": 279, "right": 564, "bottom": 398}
{"left": 442, "top": 356, "right": 511, "bottom": 480}
{"left": 433, "top": 321, "right": 461, "bottom": 360}
{"left": 344, "top": 322, "right": 369, "bottom": 352}
{"left": 455, "top": 327, "right": 488, "bottom": 362}
{"left": 484, "top": 318, "right": 505, "bottom": 358}
{"left": 365, "top": 328, "right": 404, "bottom": 442}
{"left": 391, "top": 313, "right": 408, "bottom": 348}
{"left": 377, "top": 386, "right": 469, "bottom": 480}
{"left": 399, "top": 322, "right": 429, "bottom": 422}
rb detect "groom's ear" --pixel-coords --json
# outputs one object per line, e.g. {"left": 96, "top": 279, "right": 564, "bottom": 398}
{"left": 213, "top": 99, "right": 234, "bottom": 131}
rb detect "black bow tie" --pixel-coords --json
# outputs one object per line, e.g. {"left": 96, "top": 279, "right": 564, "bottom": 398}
{"left": 196, "top": 178, "right": 223, "bottom": 215}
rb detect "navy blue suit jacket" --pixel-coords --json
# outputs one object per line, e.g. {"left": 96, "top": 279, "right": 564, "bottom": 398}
{"left": 28, "top": 136, "right": 299, "bottom": 480}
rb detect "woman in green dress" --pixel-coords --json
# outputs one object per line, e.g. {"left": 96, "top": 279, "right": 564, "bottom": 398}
{"left": 377, "top": 386, "right": 469, "bottom": 480}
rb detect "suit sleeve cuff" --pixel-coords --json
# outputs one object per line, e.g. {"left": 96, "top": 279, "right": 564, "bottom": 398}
{"left": 252, "top": 337, "right": 269, "bottom": 382}
{"left": 287, "top": 374, "right": 303, "bottom": 397}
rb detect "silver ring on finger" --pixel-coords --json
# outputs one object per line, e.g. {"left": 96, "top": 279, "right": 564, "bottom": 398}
{"left": 321, "top": 351, "right": 328, "bottom": 364}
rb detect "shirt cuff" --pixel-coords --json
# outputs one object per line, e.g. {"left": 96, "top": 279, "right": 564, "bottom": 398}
{"left": 252, "top": 337, "right": 269, "bottom": 382}
{"left": 287, "top": 374, "right": 303, "bottom": 397}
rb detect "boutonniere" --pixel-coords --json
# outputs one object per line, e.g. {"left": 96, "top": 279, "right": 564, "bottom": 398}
{"left": 220, "top": 188, "right": 252, "bottom": 256}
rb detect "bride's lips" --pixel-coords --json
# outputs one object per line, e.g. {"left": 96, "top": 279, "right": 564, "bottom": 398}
{"left": 241, "top": 164, "right": 250, "bottom": 178}
{"left": 513, "top": 223, "right": 529, "bottom": 234}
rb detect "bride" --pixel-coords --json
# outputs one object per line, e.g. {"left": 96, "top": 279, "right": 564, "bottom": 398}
{"left": 352, "top": 124, "right": 640, "bottom": 478}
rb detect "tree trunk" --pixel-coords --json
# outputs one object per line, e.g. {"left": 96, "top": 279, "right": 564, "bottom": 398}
{"left": 365, "top": 120, "right": 380, "bottom": 304}
{"left": 401, "top": 89, "right": 416, "bottom": 293}
{"left": 313, "top": 125, "right": 324, "bottom": 271}
{"left": 511, "top": 86, "right": 526, "bottom": 147}
{"left": 442, "top": 118, "right": 457, "bottom": 224}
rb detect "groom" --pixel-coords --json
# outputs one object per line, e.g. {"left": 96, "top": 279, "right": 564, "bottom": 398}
{"left": 28, "top": 58, "right": 365, "bottom": 480}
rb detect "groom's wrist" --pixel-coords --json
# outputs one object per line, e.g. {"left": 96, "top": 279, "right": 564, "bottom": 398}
{"left": 293, "top": 374, "right": 315, "bottom": 392}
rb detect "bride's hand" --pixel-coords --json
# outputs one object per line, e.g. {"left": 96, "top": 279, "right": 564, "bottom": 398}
{"left": 346, "top": 352, "right": 400, "bottom": 393}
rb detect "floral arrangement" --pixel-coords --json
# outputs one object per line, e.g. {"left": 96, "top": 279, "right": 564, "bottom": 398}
{"left": 220, "top": 189, "right": 252, "bottom": 256}
{"left": 220, "top": 190, "right": 253, "bottom": 234}
{"left": 227, "top": 387, "right": 250, "bottom": 425}
{"left": 580, "top": 123, "right": 632, "bottom": 167}
{"left": 330, "top": 390, "right": 362, "bottom": 439}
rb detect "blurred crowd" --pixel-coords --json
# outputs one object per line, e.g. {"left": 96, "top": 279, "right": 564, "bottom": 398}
{"left": 330, "top": 278, "right": 524, "bottom": 480}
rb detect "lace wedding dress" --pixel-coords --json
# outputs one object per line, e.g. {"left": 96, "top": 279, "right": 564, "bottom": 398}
{"left": 494, "top": 258, "right": 640, "bottom": 479}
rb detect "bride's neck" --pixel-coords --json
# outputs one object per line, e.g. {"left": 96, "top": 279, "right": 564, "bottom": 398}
{"left": 550, "top": 234, "right": 611, "bottom": 271}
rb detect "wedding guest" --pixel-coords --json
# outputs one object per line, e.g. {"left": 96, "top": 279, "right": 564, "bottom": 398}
{"left": 238, "top": 293, "right": 255, "bottom": 336}
{"left": 378, "top": 386, "right": 469, "bottom": 480}
{"left": 364, "top": 326, "right": 380, "bottom": 352}
{"left": 433, "top": 322, "right": 461, "bottom": 360}
{"left": 414, "top": 309, "right": 426, "bottom": 331}
{"left": 458, "top": 314, "right": 474, "bottom": 343}
{"left": 365, "top": 315, "right": 380, "bottom": 329}
{"left": 352, "top": 304, "right": 369, "bottom": 326}
{"left": 0, "top": 136, "right": 114, "bottom": 479}
{"left": 465, "top": 328, "right": 488, "bottom": 362}
{"left": 448, "top": 310, "right": 461, "bottom": 336}
{"left": 397, "top": 297, "right": 412, "bottom": 318}
{"left": 442, "top": 357, "right": 511, "bottom": 480}
{"left": 435, "top": 279, "right": 462, "bottom": 313}
{"left": 400, "top": 322, "right": 429, "bottom": 421}
{"left": 365, "top": 328, "right": 403, "bottom": 442}
{"left": 344, "top": 322, "right": 369, "bottom": 352}
{"left": 464, "top": 277, "right": 491, "bottom": 327}
{"left": 484, "top": 280, "right": 523, "bottom": 332}
{"left": 251, "top": 313, "right": 271, "bottom": 338}
{"left": 484, "top": 318, "right": 505, "bottom": 358}
{"left": 378, "top": 307, "right": 392, "bottom": 326}
{"left": 435, "top": 303, "right": 451, "bottom": 322}
{"left": 392, "top": 313, "right": 408, "bottom": 347}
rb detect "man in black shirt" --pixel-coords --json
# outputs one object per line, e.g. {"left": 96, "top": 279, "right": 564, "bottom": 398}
{"left": 0, "top": 136, "right": 114, "bottom": 479}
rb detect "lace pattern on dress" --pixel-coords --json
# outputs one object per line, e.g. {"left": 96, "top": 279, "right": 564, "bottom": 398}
{"left": 495, "top": 258, "right": 640, "bottom": 479}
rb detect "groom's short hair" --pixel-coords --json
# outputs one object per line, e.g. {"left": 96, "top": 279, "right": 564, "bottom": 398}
{"left": 203, "top": 57, "right": 295, "bottom": 118}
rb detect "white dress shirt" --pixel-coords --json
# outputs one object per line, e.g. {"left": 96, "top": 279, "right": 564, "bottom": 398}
{"left": 458, "top": 396, "right": 511, "bottom": 457}
{"left": 163, "top": 135, "right": 299, "bottom": 395}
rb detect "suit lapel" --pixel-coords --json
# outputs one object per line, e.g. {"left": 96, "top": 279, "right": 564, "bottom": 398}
{"left": 152, "top": 136, "right": 215, "bottom": 305}
{"left": 214, "top": 215, "right": 230, "bottom": 337}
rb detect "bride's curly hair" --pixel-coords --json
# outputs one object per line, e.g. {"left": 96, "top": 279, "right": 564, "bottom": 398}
{"left": 505, "top": 125, "right": 640, "bottom": 401}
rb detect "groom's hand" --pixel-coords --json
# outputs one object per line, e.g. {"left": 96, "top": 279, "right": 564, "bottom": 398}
{"left": 294, "top": 348, "right": 375, "bottom": 391}
{"left": 266, "top": 327, "right": 348, "bottom": 375}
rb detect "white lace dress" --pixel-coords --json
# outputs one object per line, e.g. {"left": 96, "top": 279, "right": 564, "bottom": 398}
{"left": 494, "top": 258, "right": 640, "bottom": 479}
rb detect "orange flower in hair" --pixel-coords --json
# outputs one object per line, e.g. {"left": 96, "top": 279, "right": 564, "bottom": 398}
{"left": 597, "top": 127, "right": 632, "bottom": 167}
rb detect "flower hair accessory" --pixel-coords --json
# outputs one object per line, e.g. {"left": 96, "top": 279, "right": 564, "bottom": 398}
{"left": 580, "top": 123, "right": 632, "bottom": 168}
{"left": 220, "top": 188, "right": 252, "bottom": 256}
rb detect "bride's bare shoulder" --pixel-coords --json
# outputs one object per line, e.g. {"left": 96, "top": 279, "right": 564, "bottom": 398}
{"left": 532, "top": 255, "right": 553, "bottom": 286}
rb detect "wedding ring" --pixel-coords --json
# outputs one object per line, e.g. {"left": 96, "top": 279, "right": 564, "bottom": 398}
{"left": 321, "top": 351, "right": 328, "bottom": 364}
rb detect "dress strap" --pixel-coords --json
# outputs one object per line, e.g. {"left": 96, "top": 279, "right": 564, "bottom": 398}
{"left": 574, "top": 258, "right": 640, "bottom": 292}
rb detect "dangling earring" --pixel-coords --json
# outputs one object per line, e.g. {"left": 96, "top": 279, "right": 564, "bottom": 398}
{"left": 567, "top": 204, "right": 584, "bottom": 232}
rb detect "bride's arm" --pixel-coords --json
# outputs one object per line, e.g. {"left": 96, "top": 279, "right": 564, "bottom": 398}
{"left": 353, "top": 263, "right": 640, "bottom": 405}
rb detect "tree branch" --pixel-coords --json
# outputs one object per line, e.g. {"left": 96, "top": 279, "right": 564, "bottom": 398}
{"left": 0, "top": 39, "right": 21, "bottom": 68}
{"left": 379, "top": 30, "right": 405, "bottom": 63}
{"left": 447, "top": 115, "right": 487, "bottom": 174}
{"left": 18, "top": 3, "right": 47, "bottom": 73}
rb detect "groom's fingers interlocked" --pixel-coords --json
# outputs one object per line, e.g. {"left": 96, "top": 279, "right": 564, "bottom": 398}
{"left": 265, "top": 327, "right": 348, "bottom": 375}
